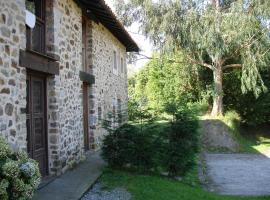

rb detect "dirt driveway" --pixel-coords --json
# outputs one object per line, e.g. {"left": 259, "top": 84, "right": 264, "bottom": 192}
{"left": 203, "top": 153, "right": 270, "bottom": 196}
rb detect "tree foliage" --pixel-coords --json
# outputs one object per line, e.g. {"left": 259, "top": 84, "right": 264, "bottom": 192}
{"left": 128, "top": 53, "right": 209, "bottom": 115}
{"left": 223, "top": 68, "right": 270, "bottom": 125}
{"left": 116, "top": 0, "right": 270, "bottom": 115}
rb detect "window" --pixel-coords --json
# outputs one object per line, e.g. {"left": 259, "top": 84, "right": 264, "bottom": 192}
{"left": 98, "top": 106, "right": 102, "bottom": 121}
{"left": 113, "top": 50, "right": 117, "bottom": 72}
{"left": 26, "top": 0, "right": 46, "bottom": 54}
{"left": 117, "top": 99, "right": 122, "bottom": 123}
{"left": 112, "top": 104, "right": 116, "bottom": 126}
{"left": 82, "top": 18, "right": 87, "bottom": 72}
{"left": 120, "top": 57, "right": 124, "bottom": 74}
{"left": 26, "top": 0, "right": 35, "bottom": 13}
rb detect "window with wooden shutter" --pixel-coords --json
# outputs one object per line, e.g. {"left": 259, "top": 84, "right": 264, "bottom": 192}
{"left": 82, "top": 18, "right": 87, "bottom": 72}
{"left": 26, "top": 0, "right": 46, "bottom": 54}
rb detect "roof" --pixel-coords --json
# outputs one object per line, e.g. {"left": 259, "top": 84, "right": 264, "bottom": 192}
{"left": 75, "top": 0, "right": 139, "bottom": 52}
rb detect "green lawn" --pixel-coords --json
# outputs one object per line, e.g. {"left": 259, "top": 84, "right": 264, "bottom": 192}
{"left": 230, "top": 122, "right": 270, "bottom": 154}
{"left": 101, "top": 112, "right": 270, "bottom": 200}
{"left": 101, "top": 169, "right": 270, "bottom": 200}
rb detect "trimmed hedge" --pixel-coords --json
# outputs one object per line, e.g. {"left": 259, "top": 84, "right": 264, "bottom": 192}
{"left": 102, "top": 110, "right": 199, "bottom": 176}
{"left": 0, "top": 137, "right": 41, "bottom": 200}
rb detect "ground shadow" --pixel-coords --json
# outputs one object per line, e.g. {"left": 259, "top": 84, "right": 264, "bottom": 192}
{"left": 199, "top": 119, "right": 270, "bottom": 196}
{"left": 240, "top": 123, "right": 270, "bottom": 155}
{"left": 200, "top": 119, "right": 270, "bottom": 155}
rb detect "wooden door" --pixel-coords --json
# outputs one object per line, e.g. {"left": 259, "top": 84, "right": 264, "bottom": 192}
{"left": 26, "top": 73, "right": 48, "bottom": 176}
{"left": 83, "top": 83, "right": 90, "bottom": 151}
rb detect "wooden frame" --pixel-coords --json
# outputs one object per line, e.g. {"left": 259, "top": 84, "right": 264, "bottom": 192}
{"left": 20, "top": 50, "right": 59, "bottom": 75}
{"left": 83, "top": 83, "right": 90, "bottom": 151}
{"left": 79, "top": 71, "right": 95, "bottom": 84}
{"left": 26, "top": 0, "right": 46, "bottom": 54}
{"left": 26, "top": 70, "right": 49, "bottom": 176}
{"left": 82, "top": 16, "right": 87, "bottom": 72}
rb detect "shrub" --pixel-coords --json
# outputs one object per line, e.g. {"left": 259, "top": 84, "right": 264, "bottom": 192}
{"left": 102, "top": 124, "right": 139, "bottom": 168}
{"left": 0, "top": 137, "right": 41, "bottom": 200}
{"left": 102, "top": 124, "right": 155, "bottom": 170}
{"left": 102, "top": 108, "right": 199, "bottom": 177}
{"left": 129, "top": 128, "right": 155, "bottom": 170}
{"left": 163, "top": 109, "right": 199, "bottom": 176}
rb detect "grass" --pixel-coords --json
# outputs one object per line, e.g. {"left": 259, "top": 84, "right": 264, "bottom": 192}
{"left": 100, "top": 108, "right": 270, "bottom": 200}
{"left": 224, "top": 113, "right": 270, "bottom": 154}
{"left": 239, "top": 124, "right": 270, "bottom": 154}
{"left": 101, "top": 168, "right": 270, "bottom": 200}
{"left": 208, "top": 111, "right": 270, "bottom": 154}
{"left": 101, "top": 111, "right": 269, "bottom": 200}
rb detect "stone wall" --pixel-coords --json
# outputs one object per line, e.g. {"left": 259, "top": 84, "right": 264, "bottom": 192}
{"left": 47, "top": 0, "right": 84, "bottom": 174}
{"left": 88, "top": 21, "right": 128, "bottom": 149}
{"left": 0, "top": 0, "right": 129, "bottom": 175}
{"left": 0, "top": 0, "right": 27, "bottom": 151}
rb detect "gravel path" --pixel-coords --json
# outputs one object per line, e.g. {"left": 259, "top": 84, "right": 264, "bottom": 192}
{"left": 204, "top": 153, "right": 270, "bottom": 196}
{"left": 81, "top": 183, "right": 132, "bottom": 200}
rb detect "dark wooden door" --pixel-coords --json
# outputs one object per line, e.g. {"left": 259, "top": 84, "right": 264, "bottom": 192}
{"left": 83, "top": 83, "right": 89, "bottom": 151}
{"left": 26, "top": 73, "right": 48, "bottom": 176}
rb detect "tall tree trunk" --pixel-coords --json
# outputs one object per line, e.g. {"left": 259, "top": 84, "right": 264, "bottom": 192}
{"left": 211, "top": 64, "right": 223, "bottom": 116}
{"left": 212, "top": 0, "right": 220, "bottom": 9}
{"left": 211, "top": 0, "right": 222, "bottom": 116}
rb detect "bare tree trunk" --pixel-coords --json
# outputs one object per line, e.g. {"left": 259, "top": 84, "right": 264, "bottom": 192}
{"left": 211, "top": 64, "right": 223, "bottom": 116}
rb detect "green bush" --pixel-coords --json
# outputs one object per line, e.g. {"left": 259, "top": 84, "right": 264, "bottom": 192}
{"left": 163, "top": 109, "right": 199, "bottom": 176}
{"left": 101, "top": 124, "right": 139, "bottom": 168}
{"left": 101, "top": 124, "right": 155, "bottom": 170}
{"left": 0, "top": 137, "right": 41, "bottom": 200}
{"left": 102, "top": 109, "right": 199, "bottom": 177}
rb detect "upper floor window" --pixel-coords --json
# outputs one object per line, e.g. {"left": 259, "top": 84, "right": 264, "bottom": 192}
{"left": 26, "top": 0, "right": 46, "bottom": 54}
{"left": 113, "top": 50, "right": 117, "bottom": 71}
{"left": 120, "top": 57, "right": 124, "bottom": 74}
{"left": 82, "top": 18, "right": 87, "bottom": 72}
{"left": 98, "top": 106, "right": 102, "bottom": 122}
{"left": 117, "top": 99, "right": 122, "bottom": 123}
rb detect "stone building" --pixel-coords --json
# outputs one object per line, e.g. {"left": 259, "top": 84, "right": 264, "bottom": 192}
{"left": 0, "top": 0, "right": 138, "bottom": 177}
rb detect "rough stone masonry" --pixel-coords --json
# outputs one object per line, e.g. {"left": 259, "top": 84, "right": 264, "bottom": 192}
{"left": 0, "top": 0, "right": 134, "bottom": 176}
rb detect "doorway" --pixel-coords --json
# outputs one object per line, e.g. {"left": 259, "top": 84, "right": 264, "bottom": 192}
{"left": 26, "top": 72, "right": 48, "bottom": 176}
{"left": 83, "top": 83, "right": 90, "bottom": 151}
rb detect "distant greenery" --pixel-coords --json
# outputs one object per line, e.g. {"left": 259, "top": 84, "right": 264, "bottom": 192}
{"left": 128, "top": 53, "right": 210, "bottom": 119}
{"left": 117, "top": 0, "right": 270, "bottom": 116}
{"left": 101, "top": 169, "right": 270, "bottom": 200}
{"left": 128, "top": 55, "right": 270, "bottom": 126}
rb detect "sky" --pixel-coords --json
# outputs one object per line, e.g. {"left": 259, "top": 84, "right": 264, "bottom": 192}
{"left": 104, "top": 0, "right": 153, "bottom": 71}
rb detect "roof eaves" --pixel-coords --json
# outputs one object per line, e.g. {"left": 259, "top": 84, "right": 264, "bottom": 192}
{"left": 75, "top": 0, "right": 140, "bottom": 52}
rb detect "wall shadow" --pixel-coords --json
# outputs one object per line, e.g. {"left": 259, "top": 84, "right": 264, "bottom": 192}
{"left": 200, "top": 119, "right": 270, "bottom": 156}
